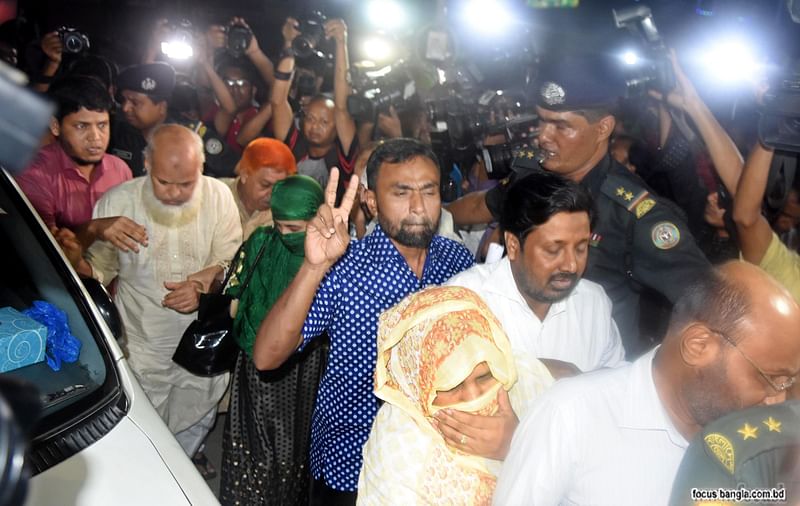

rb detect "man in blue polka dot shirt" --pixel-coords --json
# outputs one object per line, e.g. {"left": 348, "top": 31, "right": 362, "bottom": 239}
{"left": 253, "top": 138, "right": 474, "bottom": 504}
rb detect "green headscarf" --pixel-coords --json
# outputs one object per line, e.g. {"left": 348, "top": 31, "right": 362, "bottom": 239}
{"left": 226, "top": 175, "right": 323, "bottom": 356}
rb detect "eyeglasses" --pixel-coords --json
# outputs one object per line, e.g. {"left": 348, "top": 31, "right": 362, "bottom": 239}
{"left": 224, "top": 79, "right": 250, "bottom": 88}
{"left": 714, "top": 330, "right": 797, "bottom": 393}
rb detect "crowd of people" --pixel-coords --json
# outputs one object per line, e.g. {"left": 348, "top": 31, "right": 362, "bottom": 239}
{"left": 6, "top": 9, "right": 800, "bottom": 506}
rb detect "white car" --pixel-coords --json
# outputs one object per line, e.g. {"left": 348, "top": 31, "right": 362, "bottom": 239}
{"left": 0, "top": 170, "right": 218, "bottom": 505}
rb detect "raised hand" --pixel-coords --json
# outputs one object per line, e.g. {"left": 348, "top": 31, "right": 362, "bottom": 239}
{"left": 40, "top": 31, "right": 63, "bottom": 65}
{"left": 282, "top": 17, "right": 301, "bottom": 48}
{"left": 324, "top": 18, "right": 347, "bottom": 45}
{"left": 648, "top": 50, "right": 701, "bottom": 111}
{"left": 305, "top": 168, "right": 359, "bottom": 268}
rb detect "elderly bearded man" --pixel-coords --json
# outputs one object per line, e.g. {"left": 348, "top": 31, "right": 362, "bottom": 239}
{"left": 70, "top": 124, "right": 242, "bottom": 456}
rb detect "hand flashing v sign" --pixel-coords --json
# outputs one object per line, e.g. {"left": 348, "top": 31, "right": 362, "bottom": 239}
{"left": 305, "top": 168, "right": 359, "bottom": 268}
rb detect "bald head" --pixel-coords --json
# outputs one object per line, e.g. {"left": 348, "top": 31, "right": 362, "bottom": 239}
{"left": 659, "top": 261, "right": 800, "bottom": 435}
{"left": 666, "top": 261, "right": 800, "bottom": 345}
{"left": 145, "top": 124, "right": 204, "bottom": 206}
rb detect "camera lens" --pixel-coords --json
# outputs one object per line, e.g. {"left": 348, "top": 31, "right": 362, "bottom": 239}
{"left": 63, "top": 33, "right": 84, "bottom": 54}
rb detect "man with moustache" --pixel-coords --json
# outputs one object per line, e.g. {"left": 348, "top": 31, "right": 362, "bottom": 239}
{"left": 16, "top": 76, "right": 146, "bottom": 253}
{"left": 252, "top": 138, "right": 473, "bottom": 505}
{"left": 439, "top": 169, "right": 626, "bottom": 460}
{"left": 110, "top": 62, "right": 175, "bottom": 177}
{"left": 494, "top": 261, "right": 800, "bottom": 506}
{"left": 72, "top": 124, "right": 242, "bottom": 457}
{"left": 445, "top": 53, "right": 712, "bottom": 357}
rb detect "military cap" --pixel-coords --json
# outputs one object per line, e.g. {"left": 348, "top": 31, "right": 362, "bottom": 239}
{"left": 669, "top": 400, "right": 800, "bottom": 506}
{"left": 534, "top": 53, "right": 626, "bottom": 111}
{"left": 117, "top": 62, "right": 176, "bottom": 103}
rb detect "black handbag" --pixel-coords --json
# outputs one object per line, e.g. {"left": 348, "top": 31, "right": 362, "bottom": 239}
{"left": 172, "top": 240, "right": 268, "bottom": 376}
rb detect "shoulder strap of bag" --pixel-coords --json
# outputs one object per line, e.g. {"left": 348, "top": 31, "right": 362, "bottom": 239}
{"left": 232, "top": 237, "right": 270, "bottom": 294}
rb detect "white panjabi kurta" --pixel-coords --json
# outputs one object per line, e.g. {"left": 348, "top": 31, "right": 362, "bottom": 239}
{"left": 86, "top": 175, "right": 242, "bottom": 433}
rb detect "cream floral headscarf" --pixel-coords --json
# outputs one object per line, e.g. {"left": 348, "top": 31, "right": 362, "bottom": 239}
{"left": 358, "top": 286, "right": 553, "bottom": 505}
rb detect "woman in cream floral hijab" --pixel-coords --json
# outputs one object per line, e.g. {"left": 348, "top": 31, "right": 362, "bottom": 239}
{"left": 358, "top": 285, "right": 553, "bottom": 505}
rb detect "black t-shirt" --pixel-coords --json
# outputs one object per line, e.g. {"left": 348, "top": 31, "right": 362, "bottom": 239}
{"left": 284, "top": 121, "right": 358, "bottom": 203}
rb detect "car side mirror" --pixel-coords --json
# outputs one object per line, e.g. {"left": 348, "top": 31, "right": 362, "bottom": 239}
{"left": 80, "top": 277, "right": 125, "bottom": 342}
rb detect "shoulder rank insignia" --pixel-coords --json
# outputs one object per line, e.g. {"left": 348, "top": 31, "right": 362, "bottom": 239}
{"left": 651, "top": 221, "right": 680, "bottom": 249}
{"left": 704, "top": 433, "right": 735, "bottom": 474}
{"left": 737, "top": 422, "right": 758, "bottom": 440}
{"left": 763, "top": 416, "right": 781, "bottom": 433}
{"left": 602, "top": 176, "right": 653, "bottom": 217}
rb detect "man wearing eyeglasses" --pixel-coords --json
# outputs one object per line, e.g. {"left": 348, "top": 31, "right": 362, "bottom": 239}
{"left": 494, "top": 261, "right": 800, "bottom": 506}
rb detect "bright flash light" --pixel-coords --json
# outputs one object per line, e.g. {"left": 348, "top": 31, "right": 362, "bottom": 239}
{"left": 703, "top": 38, "right": 759, "bottom": 83}
{"left": 362, "top": 36, "right": 393, "bottom": 62}
{"left": 367, "top": 0, "right": 407, "bottom": 30}
{"left": 622, "top": 50, "right": 639, "bottom": 66}
{"left": 463, "top": 0, "right": 513, "bottom": 35}
{"left": 161, "top": 41, "right": 193, "bottom": 60}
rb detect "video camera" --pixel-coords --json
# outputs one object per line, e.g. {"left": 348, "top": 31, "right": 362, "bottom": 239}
{"left": 347, "top": 62, "right": 416, "bottom": 122}
{"left": 57, "top": 26, "right": 90, "bottom": 55}
{"left": 612, "top": 5, "right": 674, "bottom": 97}
{"left": 426, "top": 88, "right": 537, "bottom": 181}
{"left": 759, "top": 64, "right": 800, "bottom": 154}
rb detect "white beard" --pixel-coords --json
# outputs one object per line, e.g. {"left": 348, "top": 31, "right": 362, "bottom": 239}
{"left": 141, "top": 176, "right": 204, "bottom": 228}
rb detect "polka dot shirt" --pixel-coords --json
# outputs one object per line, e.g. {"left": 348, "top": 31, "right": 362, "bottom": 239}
{"left": 300, "top": 224, "right": 474, "bottom": 491}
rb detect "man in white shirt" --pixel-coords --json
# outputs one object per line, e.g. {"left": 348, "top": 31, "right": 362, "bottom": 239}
{"left": 438, "top": 168, "right": 625, "bottom": 462}
{"left": 447, "top": 169, "right": 625, "bottom": 376}
{"left": 494, "top": 261, "right": 800, "bottom": 506}
{"left": 69, "top": 124, "right": 242, "bottom": 458}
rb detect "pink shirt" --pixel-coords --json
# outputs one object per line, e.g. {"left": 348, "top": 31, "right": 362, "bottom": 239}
{"left": 15, "top": 142, "right": 132, "bottom": 229}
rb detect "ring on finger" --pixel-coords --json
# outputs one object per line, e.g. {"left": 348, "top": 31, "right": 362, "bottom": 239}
{"left": 459, "top": 434, "right": 467, "bottom": 445}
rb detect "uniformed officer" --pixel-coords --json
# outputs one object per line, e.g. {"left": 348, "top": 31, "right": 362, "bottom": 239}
{"left": 448, "top": 52, "right": 711, "bottom": 357}
{"left": 110, "top": 62, "right": 175, "bottom": 177}
{"left": 669, "top": 400, "right": 800, "bottom": 506}
{"left": 110, "top": 62, "right": 237, "bottom": 178}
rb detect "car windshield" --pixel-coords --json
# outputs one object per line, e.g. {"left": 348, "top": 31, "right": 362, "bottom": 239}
{"left": 0, "top": 171, "right": 119, "bottom": 439}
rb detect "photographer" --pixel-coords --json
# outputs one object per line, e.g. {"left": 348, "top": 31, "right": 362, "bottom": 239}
{"left": 447, "top": 52, "right": 710, "bottom": 357}
{"left": 270, "top": 16, "right": 358, "bottom": 194}
{"left": 734, "top": 141, "right": 800, "bottom": 302}
{"left": 208, "top": 18, "right": 276, "bottom": 153}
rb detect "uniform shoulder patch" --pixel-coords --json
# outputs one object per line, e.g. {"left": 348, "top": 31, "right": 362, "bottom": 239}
{"left": 704, "top": 433, "right": 735, "bottom": 474}
{"left": 651, "top": 221, "right": 680, "bottom": 249}
{"left": 600, "top": 173, "right": 652, "bottom": 215}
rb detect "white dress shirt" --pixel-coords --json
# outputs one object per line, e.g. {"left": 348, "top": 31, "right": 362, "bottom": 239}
{"left": 493, "top": 347, "right": 689, "bottom": 506}
{"left": 446, "top": 257, "right": 626, "bottom": 373}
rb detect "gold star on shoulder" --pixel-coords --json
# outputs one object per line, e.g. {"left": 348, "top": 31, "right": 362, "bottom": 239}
{"left": 616, "top": 187, "right": 625, "bottom": 197}
{"left": 763, "top": 416, "right": 782, "bottom": 433}
{"left": 526, "top": 151, "right": 535, "bottom": 159}
{"left": 624, "top": 191, "right": 634, "bottom": 201}
{"left": 737, "top": 422, "right": 758, "bottom": 440}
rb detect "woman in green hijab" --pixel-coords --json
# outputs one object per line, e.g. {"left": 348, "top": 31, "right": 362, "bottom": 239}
{"left": 220, "top": 175, "right": 325, "bottom": 506}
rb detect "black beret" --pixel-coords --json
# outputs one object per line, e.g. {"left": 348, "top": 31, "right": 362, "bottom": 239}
{"left": 534, "top": 53, "right": 626, "bottom": 111}
{"left": 117, "top": 62, "right": 176, "bottom": 103}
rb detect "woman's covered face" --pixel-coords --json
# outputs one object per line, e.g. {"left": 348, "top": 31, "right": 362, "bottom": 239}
{"left": 275, "top": 219, "right": 309, "bottom": 235}
{"left": 432, "top": 362, "right": 499, "bottom": 407}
